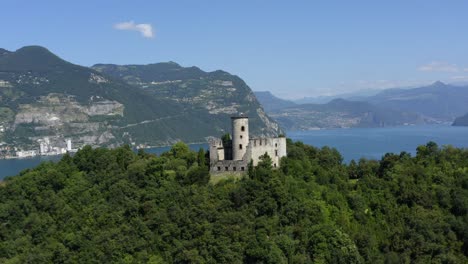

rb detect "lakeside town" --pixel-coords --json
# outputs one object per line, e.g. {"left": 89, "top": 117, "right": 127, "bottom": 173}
{"left": 0, "top": 137, "right": 78, "bottom": 159}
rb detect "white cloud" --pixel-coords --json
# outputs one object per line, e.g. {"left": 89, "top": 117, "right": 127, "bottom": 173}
{"left": 418, "top": 61, "right": 459, "bottom": 72}
{"left": 114, "top": 21, "right": 154, "bottom": 38}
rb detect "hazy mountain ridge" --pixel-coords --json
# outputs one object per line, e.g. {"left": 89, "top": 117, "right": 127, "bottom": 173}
{"left": 453, "top": 112, "right": 468, "bottom": 126}
{"left": 294, "top": 89, "right": 382, "bottom": 104}
{"left": 259, "top": 81, "right": 468, "bottom": 130}
{"left": 368, "top": 81, "right": 468, "bottom": 121}
{"left": 269, "top": 98, "right": 424, "bottom": 130}
{"left": 0, "top": 46, "right": 280, "bottom": 154}
{"left": 253, "top": 91, "right": 296, "bottom": 111}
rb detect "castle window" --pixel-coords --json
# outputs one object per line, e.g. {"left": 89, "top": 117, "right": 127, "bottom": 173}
{"left": 275, "top": 143, "right": 277, "bottom": 147}
{"left": 233, "top": 167, "right": 237, "bottom": 171}
{"left": 225, "top": 167, "right": 229, "bottom": 171}
{"left": 260, "top": 140, "right": 262, "bottom": 146}
{"left": 254, "top": 140, "right": 256, "bottom": 146}
{"left": 241, "top": 167, "right": 245, "bottom": 171}
{"left": 240, "top": 135, "right": 243, "bottom": 139}
{"left": 275, "top": 150, "right": 278, "bottom": 157}
{"left": 239, "top": 144, "right": 242, "bottom": 149}
{"left": 217, "top": 167, "right": 221, "bottom": 171}
{"left": 241, "top": 126, "right": 245, "bottom": 132}
{"left": 274, "top": 163, "right": 277, "bottom": 168}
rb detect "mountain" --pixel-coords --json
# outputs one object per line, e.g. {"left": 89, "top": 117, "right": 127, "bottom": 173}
{"left": 294, "top": 89, "right": 382, "bottom": 104}
{"left": 269, "top": 98, "right": 424, "bottom": 130}
{"left": 253, "top": 91, "right": 296, "bottom": 111}
{"left": 0, "top": 46, "right": 280, "bottom": 152}
{"left": 368, "top": 81, "right": 468, "bottom": 122}
{"left": 453, "top": 112, "right": 468, "bottom": 126}
{"left": 0, "top": 46, "right": 185, "bottom": 149}
{"left": 92, "top": 63, "right": 280, "bottom": 137}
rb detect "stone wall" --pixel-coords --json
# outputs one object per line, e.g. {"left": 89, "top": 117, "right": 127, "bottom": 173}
{"left": 248, "top": 137, "right": 287, "bottom": 167}
{"left": 210, "top": 159, "right": 249, "bottom": 174}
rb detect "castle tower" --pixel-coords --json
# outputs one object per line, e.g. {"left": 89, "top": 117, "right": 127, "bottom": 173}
{"left": 231, "top": 115, "right": 249, "bottom": 160}
{"left": 66, "top": 139, "right": 72, "bottom": 151}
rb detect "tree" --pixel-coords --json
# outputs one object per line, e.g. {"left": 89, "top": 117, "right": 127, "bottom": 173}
{"left": 185, "top": 166, "right": 210, "bottom": 186}
{"left": 197, "top": 148, "right": 206, "bottom": 168}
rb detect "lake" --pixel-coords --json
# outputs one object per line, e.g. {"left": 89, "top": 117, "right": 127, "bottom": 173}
{"left": 288, "top": 125, "right": 468, "bottom": 162}
{"left": 1, "top": 125, "right": 467, "bottom": 179}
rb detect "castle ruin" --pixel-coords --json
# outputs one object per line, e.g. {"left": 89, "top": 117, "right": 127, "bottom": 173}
{"left": 209, "top": 116, "right": 287, "bottom": 174}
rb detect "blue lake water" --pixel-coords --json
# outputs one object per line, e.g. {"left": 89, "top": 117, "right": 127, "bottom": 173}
{"left": 288, "top": 125, "right": 468, "bottom": 162}
{"left": 1, "top": 125, "right": 467, "bottom": 179}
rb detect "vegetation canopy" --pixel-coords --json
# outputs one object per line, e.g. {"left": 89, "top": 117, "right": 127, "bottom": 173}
{"left": 0, "top": 140, "right": 468, "bottom": 263}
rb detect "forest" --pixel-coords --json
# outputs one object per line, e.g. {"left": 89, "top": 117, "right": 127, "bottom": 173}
{"left": 0, "top": 140, "right": 467, "bottom": 263}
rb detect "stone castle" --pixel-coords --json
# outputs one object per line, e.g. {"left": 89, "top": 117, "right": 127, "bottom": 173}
{"left": 209, "top": 116, "right": 287, "bottom": 174}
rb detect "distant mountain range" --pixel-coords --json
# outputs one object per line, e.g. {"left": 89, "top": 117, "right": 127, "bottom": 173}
{"left": 367, "top": 81, "right": 468, "bottom": 121}
{"left": 253, "top": 91, "right": 296, "bottom": 111}
{"left": 268, "top": 98, "right": 424, "bottom": 130}
{"left": 0, "top": 46, "right": 280, "bottom": 152}
{"left": 293, "top": 89, "right": 382, "bottom": 104}
{"left": 256, "top": 81, "right": 468, "bottom": 130}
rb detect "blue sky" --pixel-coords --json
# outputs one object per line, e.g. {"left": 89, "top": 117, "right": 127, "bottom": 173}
{"left": 2, "top": 1, "right": 468, "bottom": 98}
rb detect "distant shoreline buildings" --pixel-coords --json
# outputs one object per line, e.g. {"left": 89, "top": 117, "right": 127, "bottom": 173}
{"left": 1, "top": 137, "right": 77, "bottom": 159}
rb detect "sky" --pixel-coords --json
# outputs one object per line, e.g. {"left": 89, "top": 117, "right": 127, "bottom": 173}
{"left": 1, "top": 0, "right": 468, "bottom": 99}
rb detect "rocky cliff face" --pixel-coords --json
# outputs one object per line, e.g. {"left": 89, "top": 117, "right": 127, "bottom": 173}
{"left": 13, "top": 94, "right": 123, "bottom": 126}
{"left": 8, "top": 94, "right": 124, "bottom": 147}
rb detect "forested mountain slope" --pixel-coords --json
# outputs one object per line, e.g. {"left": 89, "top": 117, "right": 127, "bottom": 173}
{"left": 0, "top": 141, "right": 467, "bottom": 263}
{"left": 92, "top": 62, "right": 280, "bottom": 138}
{"left": 0, "top": 46, "right": 280, "bottom": 151}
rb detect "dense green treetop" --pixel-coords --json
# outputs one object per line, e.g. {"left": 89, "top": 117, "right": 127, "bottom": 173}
{"left": 0, "top": 141, "right": 467, "bottom": 263}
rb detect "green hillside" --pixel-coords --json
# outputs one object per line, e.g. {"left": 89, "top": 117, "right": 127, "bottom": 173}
{"left": 92, "top": 63, "right": 280, "bottom": 138}
{"left": 0, "top": 141, "right": 467, "bottom": 262}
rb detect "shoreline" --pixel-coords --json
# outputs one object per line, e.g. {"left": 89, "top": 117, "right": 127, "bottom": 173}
{"left": 0, "top": 141, "right": 209, "bottom": 160}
